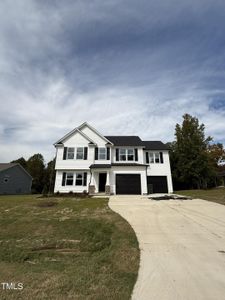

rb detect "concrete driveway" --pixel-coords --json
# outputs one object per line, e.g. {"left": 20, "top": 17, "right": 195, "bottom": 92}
{"left": 109, "top": 196, "right": 225, "bottom": 300}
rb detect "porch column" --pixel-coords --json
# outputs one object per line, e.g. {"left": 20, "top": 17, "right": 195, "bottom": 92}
{"left": 89, "top": 171, "right": 95, "bottom": 194}
{"left": 105, "top": 171, "right": 111, "bottom": 195}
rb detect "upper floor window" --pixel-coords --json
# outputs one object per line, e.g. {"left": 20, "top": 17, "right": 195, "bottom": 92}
{"left": 67, "top": 148, "right": 75, "bottom": 159}
{"left": 99, "top": 147, "right": 106, "bottom": 160}
{"left": 118, "top": 148, "right": 135, "bottom": 161}
{"left": 149, "top": 152, "right": 154, "bottom": 163}
{"left": 63, "top": 147, "right": 88, "bottom": 160}
{"left": 146, "top": 151, "right": 163, "bottom": 164}
{"left": 155, "top": 152, "right": 160, "bottom": 163}
{"left": 76, "top": 147, "right": 84, "bottom": 159}
{"left": 95, "top": 147, "right": 110, "bottom": 160}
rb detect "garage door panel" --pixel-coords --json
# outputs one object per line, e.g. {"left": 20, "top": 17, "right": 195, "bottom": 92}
{"left": 147, "top": 176, "right": 168, "bottom": 193}
{"left": 116, "top": 174, "right": 141, "bottom": 194}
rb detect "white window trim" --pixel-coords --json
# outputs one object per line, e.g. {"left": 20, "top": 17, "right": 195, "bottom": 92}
{"left": 65, "top": 172, "right": 74, "bottom": 186}
{"left": 147, "top": 151, "right": 163, "bottom": 164}
{"left": 65, "top": 172, "right": 86, "bottom": 186}
{"left": 155, "top": 152, "right": 160, "bottom": 164}
{"left": 76, "top": 147, "right": 84, "bottom": 160}
{"left": 98, "top": 147, "right": 107, "bottom": 160}
{"left": 67, "top": 147, "right": 75, "bottom": 160}
{"left": 119, "top": 148, "right": 135, "bottom": 161}
{"left": 75, "top": 173, "right": 84, "bottom": 186}
{"left": 66, "top": 147, "right": 86, "bottom": 160}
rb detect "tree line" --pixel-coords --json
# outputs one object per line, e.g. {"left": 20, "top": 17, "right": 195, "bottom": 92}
{"left": 11, "top": 155, "right": 55, "bottom": 194}
{"left": 11, "top": 114, "right": 225, "bottom": 193}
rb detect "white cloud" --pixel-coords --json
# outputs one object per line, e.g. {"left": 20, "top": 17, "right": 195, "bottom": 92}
{"left": 0, "top": 0, "right": 225, "bottom": 162}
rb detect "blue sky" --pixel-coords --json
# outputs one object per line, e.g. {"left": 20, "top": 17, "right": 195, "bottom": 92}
{"left": 1, "top": 0, "right": 225, "bottom": 162}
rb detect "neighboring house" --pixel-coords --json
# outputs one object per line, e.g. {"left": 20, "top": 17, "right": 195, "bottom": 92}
{"left": 0, "top": 163, "right": 32, "bottom": 195}
{"left": 54, "top": 122, "right": 173, "bottom": 195}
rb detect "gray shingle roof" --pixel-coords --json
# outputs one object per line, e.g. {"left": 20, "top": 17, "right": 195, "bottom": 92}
{"left": 142, "top": 141, "right": 169, "bottom": 150}
{"left": 111, "top": 163, "right": 147, "bottom": 167}
{"left": 105, "top": 136, "right": 143, "bottom": 146}
{"left": 0, "top": 163, "right": 32, "bottom": 178}
{"left": 90, "top": 164, "right": 111, "bottom": 169}
{"left": 0, "top": 163, "right": 17, "bottom": 172}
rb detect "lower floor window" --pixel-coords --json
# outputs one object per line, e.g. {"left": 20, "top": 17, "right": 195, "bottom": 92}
{"left": 63, "top": 172, "right": 87, "bottom": 186}
{"left": 66, "top": 173, "right": 74, "bottom": 185}
{"left": 76, "top": 173, "right": 83, "bottom": 186}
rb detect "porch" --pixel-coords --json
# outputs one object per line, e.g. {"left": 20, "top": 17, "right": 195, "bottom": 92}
{"left": 89, "top": 164, "right": 111, "bottom": 195}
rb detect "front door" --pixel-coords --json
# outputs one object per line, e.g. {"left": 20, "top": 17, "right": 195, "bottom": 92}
{"left": 99, "top": 173, "right": 107, "bottom": 192}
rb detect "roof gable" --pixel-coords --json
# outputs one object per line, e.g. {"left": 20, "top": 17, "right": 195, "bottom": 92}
{"left": 54, "top": 126, "right": 96, "bottom": 146}
{"left": 79, "top": 122, "right": 113, "bottom": 145}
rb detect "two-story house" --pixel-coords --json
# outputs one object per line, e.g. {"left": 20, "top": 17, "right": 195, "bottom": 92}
{"left": 54, "top": 122, "right": 173, "bottom": 195}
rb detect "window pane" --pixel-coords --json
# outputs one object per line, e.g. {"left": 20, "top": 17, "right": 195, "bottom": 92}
{"left": 155, "top": 152, "right": 160, "bottom": 163}
{"left": 119, "top": 149, "right": 126, "bottom": 161}
{"left": 67, "top": 148, "right": 74, "bottom": 159}
{"left": 149, "top": 153, "right": 154, "bottom": 163}
{"left": 76, "top": 173, "right": 83, "bottom": 186}
{"left": 120, "top": 154, "right": 126, "bottom": 161}
{"left": 128, "top": 149, "right": 134, "bottom": 161}
{"left": 99, "top": 148, "right": 106, "bottom": 160}
{"left": 66, "top": 173, "right": 74, "bottom": 185}
{"left": 76, "top": 147, "right": 84, "bottom": 159}
{"left": 128, "top": 155, "right": 134, "bottom": 161}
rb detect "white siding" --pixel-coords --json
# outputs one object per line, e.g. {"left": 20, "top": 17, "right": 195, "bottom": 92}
{"left": 80, "top": 125, "right": 108, "bottom": 146}
{"left": 55, "top": 130, "right": 94, "bottom": 170}
{"left": 145, "top": 151, "right": 173, "bottom": 193}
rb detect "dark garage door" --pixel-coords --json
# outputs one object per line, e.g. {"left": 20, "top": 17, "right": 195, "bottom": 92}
{"left": 116, "top": 174, "right": 141, "bottom": 195}
{"left": 147, "top": 176, "right": 168, "bottom": 193}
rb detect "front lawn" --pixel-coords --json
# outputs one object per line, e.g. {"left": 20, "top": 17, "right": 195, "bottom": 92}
{"left": 0, "top": 195, "right": 139, "bottom": 300}
{"left": 176, "top": 187, "right": 225, "bottom": 205}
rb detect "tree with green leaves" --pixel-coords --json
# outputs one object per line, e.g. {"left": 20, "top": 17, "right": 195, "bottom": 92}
{"left": 27, "top": 154, "right": 45, "bottom": 193}
{"left": 170, "top": 114, "right": 215, "bottom": 189}
{"left": 11, "top": 157, "right": 27, "bottom": 170}
{"left": 43, "top": 158, "right": 56, "bottom": 194}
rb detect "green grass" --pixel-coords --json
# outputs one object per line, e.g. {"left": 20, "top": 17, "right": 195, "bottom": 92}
{"left": 176, "top": 187, "right": 225, "bottom": 205}
{"left": 0, "top": 195, "right": 139, "bottom": 300}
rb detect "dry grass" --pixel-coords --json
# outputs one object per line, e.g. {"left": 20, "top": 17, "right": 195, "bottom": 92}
{"left": 176, "top": 187, "right": 225, "bottom": 205}
{"left": 0, "top": 195, "right": 139, "bottom": 300}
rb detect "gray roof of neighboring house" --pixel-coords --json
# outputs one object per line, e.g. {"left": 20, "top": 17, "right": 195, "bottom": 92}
{"left": 0, "top": 163, "right": 17, "bottom": 172}
{"left": 105, "top": 136, "right": 143, "bottom": 146}
{"left": 142, "top": 141, "right": 169, "bottom": 150}
{"left": 0, "top": 163, "right": 32, "bottom": 178}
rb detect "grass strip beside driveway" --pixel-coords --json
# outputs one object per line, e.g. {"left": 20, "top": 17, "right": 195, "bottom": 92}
{"left": 176, "top": 188, "right": 225, "bottom": 205}
{"left": 0, "top": 195, "right": 139, "bottom": 300}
